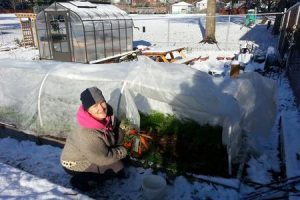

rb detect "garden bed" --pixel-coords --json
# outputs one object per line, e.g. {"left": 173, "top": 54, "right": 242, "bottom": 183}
{"left": 122, "top": 111, "right": 229, "bottom": 178}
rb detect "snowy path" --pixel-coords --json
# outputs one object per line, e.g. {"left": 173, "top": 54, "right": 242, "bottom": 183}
{"left": 239, "top": 73, "right": 300, "bottom": 200}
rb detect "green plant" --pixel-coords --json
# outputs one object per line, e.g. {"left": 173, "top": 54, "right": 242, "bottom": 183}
{"left": 126, "top": 111, "right": 227, "bottom": 177}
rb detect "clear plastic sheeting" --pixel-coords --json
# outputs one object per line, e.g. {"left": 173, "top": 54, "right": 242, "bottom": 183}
{"left": 0, "top": 57, "right": 277, "bottom": 164}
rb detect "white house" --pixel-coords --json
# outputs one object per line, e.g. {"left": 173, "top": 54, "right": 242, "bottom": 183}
{"left": 195, "top": 0, "right": 207, "bottom": 11}
{"left": 159, "top": 0, "right": 168, "bottom": 3}
{"left": 171, "top": 1, "right": 194, "bottom": 14}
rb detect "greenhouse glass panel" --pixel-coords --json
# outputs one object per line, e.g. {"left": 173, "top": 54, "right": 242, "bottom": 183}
{"left": 119, "top": 19, "right": 126, "bottom": 29}
{"left": 88, "top": 9, "right": 103, "bottom": 21}
{"left": 120, "top": 29, "right": 127, "bottom": 52}
{"left": 103, "top": 20, "right": 112, "bottom": 30}
{"left": 104, "top": 29, "right": 113, "bottom": 57}
{"left": 86, "top": 31, "right": 97, "bottom": 61}
{"left": 37, "top": 28, "right": 51, "bottom": 59}
{"left": 83, "top": 21, "right": 97, "bottom": 61}
{"left": 111, "top": 20, "right": 120, "bottom": 55}
{"left": 103, "top": 20, "right": 113, "bottom": 57}
{"left": 36, "top": 1, "right": 132, "bottom": 63}
{"left": 70, "top": 14, "right": 85, "bottom": 63}
{"left": 60, "top": 2, "right": 93, "bottom": 21}
{"left": 94, "top": 21, "right": 105, "bottom": 59}
{"left": 45, "top": 2, "right": 68, "bottom": 12}
{"left": 125, "top": 19, "right": 133, "bottom": 28}
{"left": 126, "top": 19, "right": 133, "bottom": 50}
{"left": 117, "top": 16, "right": 127, "bottom": 53}
{"left": 112, "top": 28, "right": 121, "bottom": 54}
{"left": 96, "top": 30, "right": 105, "bottom": 59}
{"left": 75, "top": 11, "right": 91, "bottom": 21}
{"left": 36, "top": 12, "right": 52, "bottom": 59}
{"left": 100, "top": 6, "right": 123, "bottom": 55}
{"left": 113, "top": 31, "right": 121, "bottom": 54}
{"left": 94, "top": 8, "right": 110, "bottom": 21}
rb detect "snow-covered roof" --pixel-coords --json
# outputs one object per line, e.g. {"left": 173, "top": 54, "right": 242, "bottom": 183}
{"left": 195, "top": 0, "right": 207, "bottom": 3}
{"left": 172, "top": 1, "right": 193, "bottom": 6}
{"left": 43, "top": 1, "right": 129, "bottom": 21}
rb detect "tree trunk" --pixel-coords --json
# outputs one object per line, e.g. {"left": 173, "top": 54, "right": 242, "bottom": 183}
{"left": 201, "top": 0, "right": 217, "bottom": 44}
{"left": 268, "top": 0, "right": 272, "bottom": 12}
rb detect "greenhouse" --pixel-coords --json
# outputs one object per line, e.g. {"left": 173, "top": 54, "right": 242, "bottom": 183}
{"left": 36, "top": 1, "right": 133, "bottom": 63}
{"left": 0, "top": 57, "right": 277, "bottom": 174}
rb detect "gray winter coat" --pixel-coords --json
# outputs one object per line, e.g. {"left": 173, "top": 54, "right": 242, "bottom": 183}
{"left": 60, "top": 116, "right": 127, "bottom": 174}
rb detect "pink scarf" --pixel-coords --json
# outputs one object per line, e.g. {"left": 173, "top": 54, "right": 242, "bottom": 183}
{"left": 76, "top": 105, "right": 113, "bottom": 131}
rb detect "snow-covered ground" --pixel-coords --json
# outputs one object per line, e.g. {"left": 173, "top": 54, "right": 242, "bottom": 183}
{"left": 0, "top": 14, "right": 22, "bottom": 47}
{"left": 0, "top": 138, "right": 239, "bottom": 199}
{"left": 132, "top": 14, "right": 277, "bottom": 51}
{"left": 1, "top": 13, "right": 300, "bottom": 199}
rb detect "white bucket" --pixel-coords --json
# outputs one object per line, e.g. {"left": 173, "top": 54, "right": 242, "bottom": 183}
{"left": 142, "top": 175, "right": 167, "bottom": 200}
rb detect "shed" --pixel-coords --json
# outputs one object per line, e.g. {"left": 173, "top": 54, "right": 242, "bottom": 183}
{"left": 36, "top": 1, "right": 133, "bottom": 63}
{"left": 171, "top": 1, "right": 194, "bottom": 14}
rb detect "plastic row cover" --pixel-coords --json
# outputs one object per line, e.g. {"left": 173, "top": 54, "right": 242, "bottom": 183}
{"left": 0, "top": 57, "right": 277, "bottom": 162}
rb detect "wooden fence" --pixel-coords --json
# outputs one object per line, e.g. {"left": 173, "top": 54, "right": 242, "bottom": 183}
{"left": 279, "top": 2, "right": 300, "bottom": 107}
{"left": 0, "top": 9, "right": 33, "bottom": 14}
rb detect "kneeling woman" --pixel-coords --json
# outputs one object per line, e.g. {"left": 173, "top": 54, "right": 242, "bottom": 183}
{"left": 61, "top": 87, "right": 127, "bottom": 191}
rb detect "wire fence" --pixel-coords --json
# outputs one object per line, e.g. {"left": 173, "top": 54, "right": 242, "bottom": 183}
{"left": 131, "top": 12, "right": 283, "bottom": 52}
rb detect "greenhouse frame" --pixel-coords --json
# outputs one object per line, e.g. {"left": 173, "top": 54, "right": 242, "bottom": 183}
{"left": 36, "top": 1, "right": 133, "bottom": 63}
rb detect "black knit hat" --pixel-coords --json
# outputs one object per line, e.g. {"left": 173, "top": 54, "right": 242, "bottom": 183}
{"left": 80, "top": 87, "right": 106, "bottom": 111}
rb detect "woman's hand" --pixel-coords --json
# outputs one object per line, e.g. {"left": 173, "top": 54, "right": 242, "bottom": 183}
{"left": 116, "top": 146, "right": 127, "bottom": 159}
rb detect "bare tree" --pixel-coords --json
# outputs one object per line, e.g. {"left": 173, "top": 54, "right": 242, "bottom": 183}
{"left": 201, "top": 0, "right": 217, "bottom": 43}
{"left": 8, "top": 0, "right": 17, "bottom": 11}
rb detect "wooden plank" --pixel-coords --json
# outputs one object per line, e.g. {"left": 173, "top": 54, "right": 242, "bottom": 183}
{"left": 142, "top": 47, "right": 186, "bottom": 56}
{"left": 89, "top": 50, "right": 140, "bottom": 64}
{"left": 142, "top": 47, "right": 187, "bottom": 63}
{"left": 142, "top": 51, "right": 168, "bottom": 56}
{"left": 15, "top": 13, "right": 37, "bottom": 20}
{"left": 179, "top": 49, "right": 187, "bottom": 59}
{"left": 160, "top": 55, "right": 169, "bottom": 63}
{"left": 0, "top": 123, "right": 65, "bottom": 148}
{"left": 173, "top": 56, "right": 200, "bottom": 65}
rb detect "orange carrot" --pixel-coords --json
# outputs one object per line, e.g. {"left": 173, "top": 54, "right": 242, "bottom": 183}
{"left": 139, "top": 133, "right": 152, "bottom": 139}
{"left": 123, "top": 141, "right": 132, "bottom": 149}
{"left": 140, "top": 136, "right": 149, "bottom": 150}
{"left": 129, "top": 129, "right": 137, "bottom": 135}
{"left": 138, "top": 142, "right": 142, "bottom": 155}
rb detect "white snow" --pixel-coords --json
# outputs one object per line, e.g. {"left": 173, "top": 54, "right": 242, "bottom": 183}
{"left": 0, "top": 14, "right": 22, "bottom": 47}
{"left": 0, "top": 138, "right": 239, "bottom": 199}
{"left": 0, "top": 12, "right": 300, "bottom": 199}
{"left": 0, "top": 162, "right": 91, "bottom": 199}
{"left": 278, "top": 76, "right": 300, "bottom": 196}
